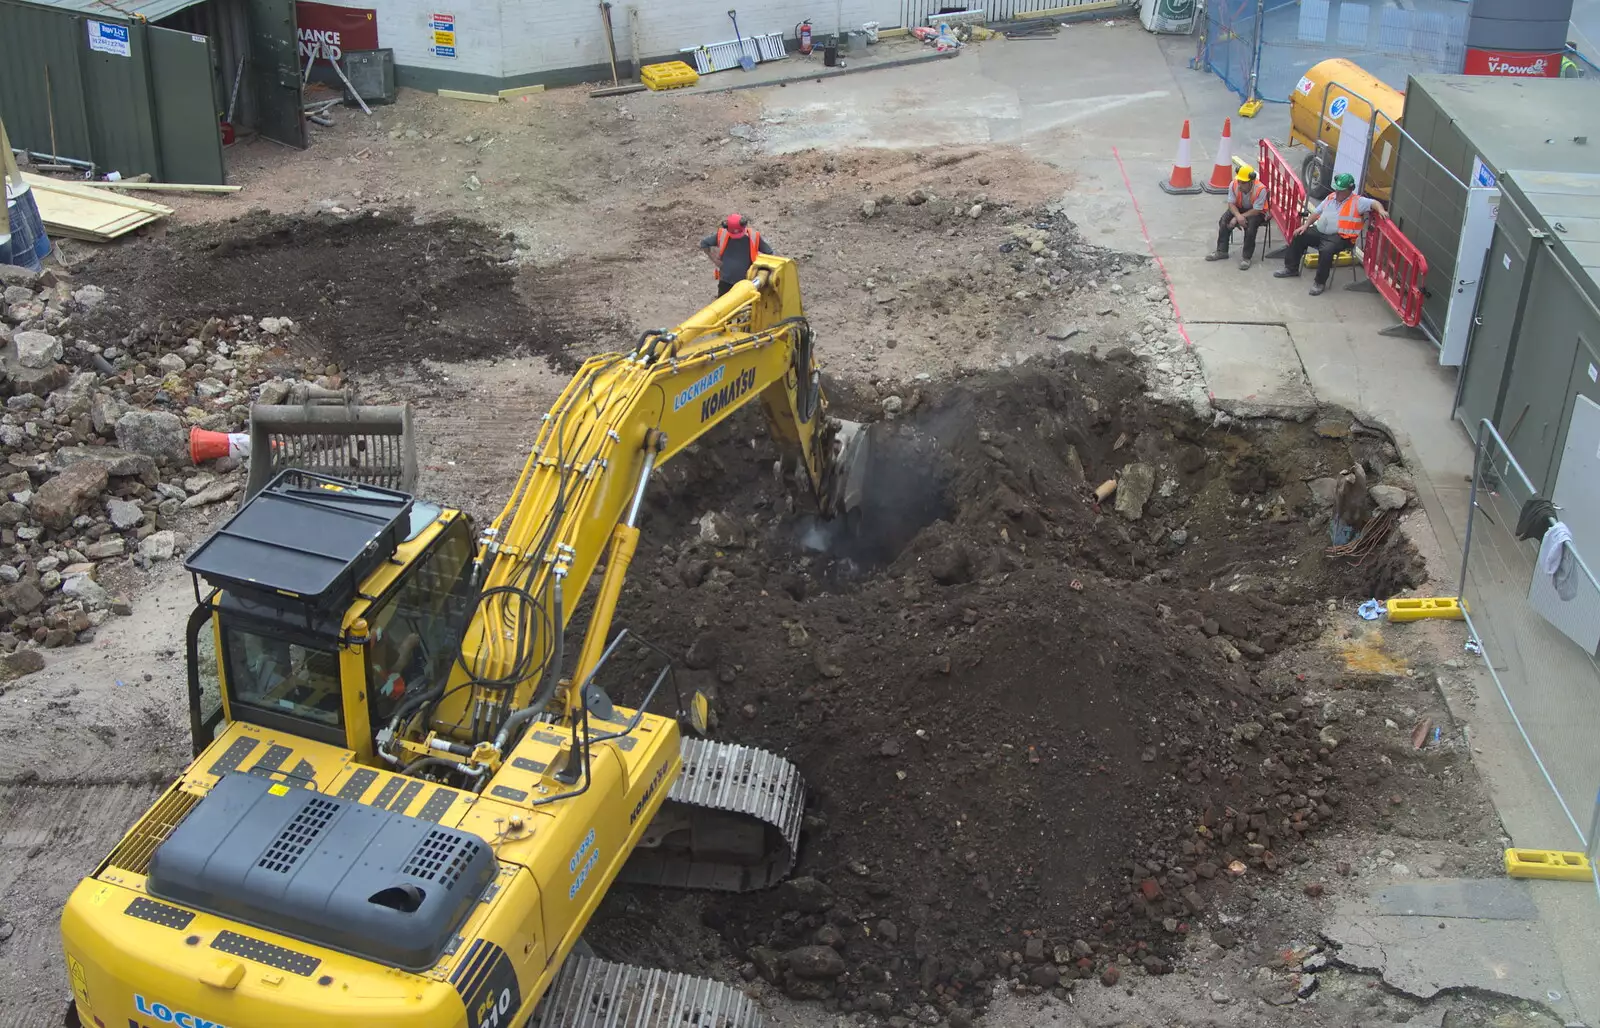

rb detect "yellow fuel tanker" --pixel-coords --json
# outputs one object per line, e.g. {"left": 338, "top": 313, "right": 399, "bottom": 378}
{"left": 1289, "top": 58, "right": 1406, "bottom": 202}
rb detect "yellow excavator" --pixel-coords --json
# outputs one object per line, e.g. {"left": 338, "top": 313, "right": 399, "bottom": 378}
{"left": 60, "top": 256, "right": 871, "bottom": 1028}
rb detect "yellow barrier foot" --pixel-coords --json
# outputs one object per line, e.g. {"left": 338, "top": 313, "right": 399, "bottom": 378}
{"left": 1385, "top": 597, "right": 1466, "bottom": 622}
{"left": 1238, "top": 99, "right": 1264, "bottom": 118}
{"left": 1504, "top": 848, "right": 1593, "bottom": 882}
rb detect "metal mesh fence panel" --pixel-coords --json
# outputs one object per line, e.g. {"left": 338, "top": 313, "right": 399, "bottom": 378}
{"left": 1242, "top": 0, "right": 1466, "bottom": 101}
{"left": 1202, "top": 0, "right": 1258, "bottom": 98}
{"left": 1459, "top": 420, "right": 1600, "bottom": 855}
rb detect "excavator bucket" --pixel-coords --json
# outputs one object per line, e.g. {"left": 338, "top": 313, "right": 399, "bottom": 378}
{"left": 245, "top": 385, "right": 418, "bottom": 499}
{"left": 822, "top": 416, "right": 873, "bottom": 516}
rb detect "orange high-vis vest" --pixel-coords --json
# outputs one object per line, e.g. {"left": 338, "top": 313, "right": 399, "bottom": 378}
{"left": 1230, "top": 181, "right": 1264, "bottom": 211}
{"left": 714, "top": 228, "right": 761, "bottom": 281}
{"left": 1336, "top": 196, "right": 1367, "bottom": 240}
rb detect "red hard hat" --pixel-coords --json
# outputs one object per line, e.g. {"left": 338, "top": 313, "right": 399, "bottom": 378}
{"left": 725, "top": 213, "right": 746, "bottom": 235}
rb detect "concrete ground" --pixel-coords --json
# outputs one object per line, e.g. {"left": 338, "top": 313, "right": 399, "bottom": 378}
{"left": 745, "top": 21, "right": 1600, "bottom": 1023}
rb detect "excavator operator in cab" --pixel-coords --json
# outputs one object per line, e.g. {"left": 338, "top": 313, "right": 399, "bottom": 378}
{"left": 700, "top": 213, "right": 773, "bottom": 297}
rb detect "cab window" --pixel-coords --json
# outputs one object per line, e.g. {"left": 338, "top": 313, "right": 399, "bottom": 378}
{"left": 222, "top": 624, "right": 343, "bottom": 730}
{"left": 366, "top": 518, "right": 476, "bottom": 726}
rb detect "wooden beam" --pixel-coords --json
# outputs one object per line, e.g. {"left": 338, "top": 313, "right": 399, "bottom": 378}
{"left": 73, "top": 181, "right": 241, "bottom": 194}
{"left": 438, "top": 89, "right": 504, "bottom": 103}
{"left": 497, "top": 84, "right": 546, "bottom": 98}
{"left": 24, "top": 174, "right": 174, "bottom": 215}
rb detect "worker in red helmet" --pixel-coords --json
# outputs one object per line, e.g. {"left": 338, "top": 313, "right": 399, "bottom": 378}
{"left": 700, "top": 213, "right": 773, "bottom": 297}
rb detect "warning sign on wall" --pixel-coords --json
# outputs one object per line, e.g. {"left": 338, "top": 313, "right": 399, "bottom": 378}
{"left": 430, "top": 12, "right": 456, "bottom": 58}
{"left": 295, "top": 2, "right": 379, "bottom": 61}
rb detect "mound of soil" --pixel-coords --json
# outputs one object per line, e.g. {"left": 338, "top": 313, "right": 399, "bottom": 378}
{"left": 80, "top": 210, "right": 598, "bottom": 370}
{"left": 590, "top": 353, "right": 1421, "bottom": 1017}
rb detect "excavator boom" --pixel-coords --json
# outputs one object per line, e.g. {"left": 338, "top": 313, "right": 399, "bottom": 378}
{"left": 437, "top": 255, "right": 864, "bottom": 728}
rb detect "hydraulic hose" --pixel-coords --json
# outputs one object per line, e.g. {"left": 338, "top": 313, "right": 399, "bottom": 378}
{"left": 489, "top": 572, "right": 565, "bottom": 756}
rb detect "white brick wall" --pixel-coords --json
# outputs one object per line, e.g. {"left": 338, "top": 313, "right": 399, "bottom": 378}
{"left": 367, "top": 0, "right": 505, "bottom": 78}
{"left": 357, "top": 0, "right": 904, "bottom": 82}
{"left": 503, "top": 0, "right": 904, "bottom": 79}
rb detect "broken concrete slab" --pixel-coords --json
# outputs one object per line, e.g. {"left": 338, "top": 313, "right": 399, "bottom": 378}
{"left": 1323, "top": 911, "right": 1569, "bottom": 1011}
{"left": 1187, "top": 323, "right": 1316, "bottom": 418}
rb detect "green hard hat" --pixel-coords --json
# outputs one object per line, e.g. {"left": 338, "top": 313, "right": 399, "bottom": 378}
{"left": 1333, "top": 172, "right": 1356, "bottom": 190}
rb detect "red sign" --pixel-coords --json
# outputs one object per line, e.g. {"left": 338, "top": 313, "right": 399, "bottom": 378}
{"left": 296, "top": 2, "right": 378, "bottom": 61}
{"left": 1463, "top": 47, "right": 1562, "bottom": 77}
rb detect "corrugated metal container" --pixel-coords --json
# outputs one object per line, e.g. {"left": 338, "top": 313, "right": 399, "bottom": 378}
{"left": 1389, "top": 74, "right": 1596, "bottom": 338}
{"left": 1457, "top": 170, "right": 1600, "bottom": 492}
{"left": 0, "top": 0, "right": 258, "bottom": 182}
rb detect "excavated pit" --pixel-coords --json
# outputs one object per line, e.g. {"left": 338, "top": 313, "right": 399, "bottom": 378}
{"left": 585, "top": 351, "right": 1424, "bottom": 1016}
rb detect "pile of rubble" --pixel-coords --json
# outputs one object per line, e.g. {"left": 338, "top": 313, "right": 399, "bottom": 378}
{"left": 0, "top": 262, "right": 316, "bottom": 677}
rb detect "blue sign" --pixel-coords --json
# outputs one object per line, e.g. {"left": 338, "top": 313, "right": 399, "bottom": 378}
{"left": 1328, "top": 96, "right": 1349, "bottom": 120}
{"left": 86, "top": 19, "right": 130, "bottom": 57}
{"left": 1470, "top": 155, "right": 1497, "bottom": 188}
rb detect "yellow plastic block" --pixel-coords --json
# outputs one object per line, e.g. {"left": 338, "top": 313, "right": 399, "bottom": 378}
{"left": 1504, "top": 848, "right": 1593, "bottom": 882}
{"left": 641, "top": 61, "right": 699, "bottom": 91}
{"left": 1301, "top": 249, "right": 1359, "bottom": 269}
{"left": 1385, "top": 596, "right": 1466, "bottom": 622}
{"left": 1238, "top": 98, "right": 1264, "bottom": 118}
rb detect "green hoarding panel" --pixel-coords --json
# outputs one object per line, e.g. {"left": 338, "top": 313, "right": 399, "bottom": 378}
{"left": 148, "top": 24, "right": 226, "bottom": 183}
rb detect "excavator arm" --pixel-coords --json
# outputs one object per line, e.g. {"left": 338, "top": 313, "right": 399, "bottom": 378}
{"left": 408, "top": 255, "right": 865, "bottom": 754}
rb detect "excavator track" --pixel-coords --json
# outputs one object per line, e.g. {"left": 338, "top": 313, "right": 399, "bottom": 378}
{"left": 530, "top": 954, "right": 763, "bottom": 1028}
{"left": 621, "top": 738, "right": 805, "bottom": 892}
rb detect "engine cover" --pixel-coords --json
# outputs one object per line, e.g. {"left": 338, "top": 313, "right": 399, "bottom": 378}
{"left": 147, "top": 771, "right": 495, "bottom": 970}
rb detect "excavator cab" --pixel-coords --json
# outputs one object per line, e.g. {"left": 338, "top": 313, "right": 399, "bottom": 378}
{"left": 183, "top": 469, "right": 477, "bottom": 759}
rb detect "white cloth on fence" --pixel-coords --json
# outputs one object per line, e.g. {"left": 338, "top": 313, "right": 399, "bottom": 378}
{"left": 1538, "top": 520, "right": 1578, "bottom": 601}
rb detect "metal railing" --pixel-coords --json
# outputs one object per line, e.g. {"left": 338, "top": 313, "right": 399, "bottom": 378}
{"left": 1459, "top": 419, "right": 1600, "bottom": 867}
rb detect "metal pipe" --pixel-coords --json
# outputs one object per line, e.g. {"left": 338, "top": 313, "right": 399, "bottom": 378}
{"left": 10, "top": 147, "right": 93, "bottom": 171}
{"left": 1456, "top": 422, "right": 1486, "bottom": 603}
{"left": 624, "top": 445, "right": 660, "bottom": 526}
{"left": 1588, "top": 788, "right": 1600, "bottom": 858}
{"left": 1245, "top": 0, "right": 1265, "bottom": 102}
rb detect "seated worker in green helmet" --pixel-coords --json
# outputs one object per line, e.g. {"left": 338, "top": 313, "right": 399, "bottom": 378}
{"left": 1275, "top": 172, "right": 1386, "bottom": 296}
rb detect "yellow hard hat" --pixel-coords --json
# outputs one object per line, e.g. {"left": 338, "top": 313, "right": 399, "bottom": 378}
{"left": 1235, "top": 165, "right": 1256, "bottom": 182}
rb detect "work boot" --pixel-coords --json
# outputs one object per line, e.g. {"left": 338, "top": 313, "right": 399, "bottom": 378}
{"left": 1309, "top": 284, "right": 1327, "bottom": 296}
{"left": 1239, "top": 259, "right": 1252, "bottom": 270}
{"left": 1274, "top": 269, "right": 1300, "bottom": 278}
{"left": 1205, "top": 251, "right": 1229, "bottom": 262}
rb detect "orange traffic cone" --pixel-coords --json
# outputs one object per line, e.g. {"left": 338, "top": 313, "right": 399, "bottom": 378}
{"left": 1160, "top": 120, "right": 1203, "bottom": 195}
{"left": 190, "top": 426, "right": 252, "bottom": 463}
{"left": 1202, "top": 117, "right": 1234, "bottom": 194}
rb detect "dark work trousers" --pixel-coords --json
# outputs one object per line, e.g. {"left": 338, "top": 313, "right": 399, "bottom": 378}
{"left": 1216, "top": 209, "right": 1267, "bottom": 259}
{"left": 1284, "top": 227, "right": 1356, "bottom": 285}
{"left": 717, "top": 280, "right": 735, "bottom": 297}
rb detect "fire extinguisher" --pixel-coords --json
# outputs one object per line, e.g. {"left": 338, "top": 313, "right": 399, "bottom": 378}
{"left": 796, "top": 19, "right": 813, "bottom": 55}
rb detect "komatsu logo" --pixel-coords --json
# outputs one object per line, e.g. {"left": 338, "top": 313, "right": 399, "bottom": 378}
{"left": 134, "top": 995, "right": 228, "bottom": 1028}
{"left": 699, "top": 367, "right": 758, "bottom": 423}
{"left": 672, "top": 366, "right": 725, "bottom": 412}
{"left": 629, "top": 759, "right": 670, "bottom": 824}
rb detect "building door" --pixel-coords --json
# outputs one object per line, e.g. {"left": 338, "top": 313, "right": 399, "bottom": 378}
{"left": 147, "top": 25, "right": 226, "bottom": 184}
{"left": 245, "top": 0, "right": 305, "bottom": 149}
{"left": 1455, "top": 221, "right": 1532, "bottom": 435}
{"left": 1440, "top": 187, "right": 1498, "bottom": 367}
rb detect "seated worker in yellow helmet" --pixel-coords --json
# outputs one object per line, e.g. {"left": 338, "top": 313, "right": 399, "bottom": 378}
{"left": 1206, "top": 165, "right": 1268, "bottom": 271}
